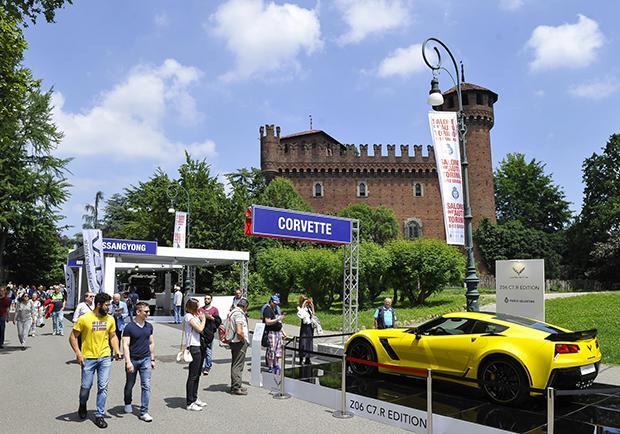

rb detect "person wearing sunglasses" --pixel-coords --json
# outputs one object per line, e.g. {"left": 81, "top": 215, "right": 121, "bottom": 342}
{"left": 122, "top": 302, "right": 155, "bottom": 422}
{"left": 73, "top": 293, "right": 95, "bottom": 323}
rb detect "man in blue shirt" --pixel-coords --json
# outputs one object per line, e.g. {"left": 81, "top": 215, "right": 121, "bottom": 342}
{"left": 374, "top": 298, "right": 397, "bottom": 329}
{"left": 122, "top": 302, "right": 155, "bottom": 422}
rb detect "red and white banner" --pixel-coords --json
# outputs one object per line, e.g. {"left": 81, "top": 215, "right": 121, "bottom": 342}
{"left": 173, "top": 211, "right": 187, "bottom": 248}
{"left": 428, "top": 112, "right": 464, "bottom": 245}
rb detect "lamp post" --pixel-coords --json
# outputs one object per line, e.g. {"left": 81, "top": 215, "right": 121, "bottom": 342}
{"left": 167, "top": 183, "right": 192, "bottom": 291}
{"left": 422, "top": 37, "right": 479, "bottom": 311}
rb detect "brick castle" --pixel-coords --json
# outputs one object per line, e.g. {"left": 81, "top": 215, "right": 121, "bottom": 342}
{"left": 260, "top": 82, "right": 497, "bottom": 244}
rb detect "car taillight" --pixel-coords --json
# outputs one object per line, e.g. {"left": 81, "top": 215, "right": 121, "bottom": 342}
{"left": 555, "top": 344, "right": 580, "bottom": 356}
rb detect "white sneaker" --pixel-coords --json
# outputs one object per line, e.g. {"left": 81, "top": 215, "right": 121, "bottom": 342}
{"left": 124, "top": 404, "right": 132, "bottom": 414}
{"left": 52, "top": 331, "right": 57, "bottom": 336}
{"left": 186, "top": 403, "right": 202, "bottom": 411}
{"left": 139, "top": 413, "right": 153, "bottom": 422}
{"left": 195, "top": 399, "right": 207, "bottom": 407}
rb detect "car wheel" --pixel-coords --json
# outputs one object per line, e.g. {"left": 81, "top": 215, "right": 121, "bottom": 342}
{"left": 347, "top": 339, "right": 377, "bottom": 377}
{"left": 479, "top": 357, "right": 529, "bottom": 406}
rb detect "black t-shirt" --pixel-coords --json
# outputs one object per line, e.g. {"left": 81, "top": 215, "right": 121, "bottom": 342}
{"left": 123, "top": 321, "right": 153, "bottom": 360}
{"left": 262, "top": 305, "right": 282, "bottom": 332}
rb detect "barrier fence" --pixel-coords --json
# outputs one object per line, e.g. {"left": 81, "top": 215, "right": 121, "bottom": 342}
{"left": 263, "top": 334, "right": 618, "bottom": 434}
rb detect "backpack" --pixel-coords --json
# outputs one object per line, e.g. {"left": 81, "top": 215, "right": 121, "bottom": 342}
{"left": 219, "top": 310, "right": 237, "bottom": 344}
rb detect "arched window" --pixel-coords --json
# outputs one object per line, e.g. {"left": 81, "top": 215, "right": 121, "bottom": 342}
{"left": 313, "top": 182, "right": 323, "bottom": 197}
{"left": 357, "top": 181, "right": 367, "bottom": 197}
{"left": 405, "top": 218, "right": 423, "bottom": 239}
{"left": 414, "top": 182, "right": 423, "bottom": 197}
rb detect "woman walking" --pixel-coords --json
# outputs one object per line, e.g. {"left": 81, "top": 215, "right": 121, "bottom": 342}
{"left": 183, "top": 298, "right": 206, "bottom": 411}
{"left": 297, "top": 295, "right": 315, "bottom": 365}
{"left": 13, "top": 293, "right": 35, "bottom": 350}
{"left": 29, "top": 292, "right": 42, "bottom": 337}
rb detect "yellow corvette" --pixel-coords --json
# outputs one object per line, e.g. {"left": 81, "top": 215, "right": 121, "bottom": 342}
{"left": 345, "top": 311, "right": 601, "bottom": 405}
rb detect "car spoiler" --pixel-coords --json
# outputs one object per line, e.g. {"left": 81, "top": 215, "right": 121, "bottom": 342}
{"left": 545, "top": 329, "right": 597, "bottom": 342}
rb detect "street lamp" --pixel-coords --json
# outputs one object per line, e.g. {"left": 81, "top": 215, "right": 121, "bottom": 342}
{"left": 422, "top": 37, "right": 480, "bottom": 311}
{"left": 166, "top": 183, "right": 193, "bottom": 291}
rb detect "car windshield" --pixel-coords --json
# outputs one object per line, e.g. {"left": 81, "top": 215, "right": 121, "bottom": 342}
{"left": 493, "top": 313, "right": 564, "bottom": 334}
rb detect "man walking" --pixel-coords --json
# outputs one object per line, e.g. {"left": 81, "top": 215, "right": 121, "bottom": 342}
{"left": 200, "top": 293, "right": 220, "bottom": 376}
{"left": 110, "top": 293, "right": 128, "bottom": 357}
{"left": 0, "top": 286, "right": 12, "bottom": 349}
{"left": 69, "top": 292, "right": 120, "bottom": 429}
{"left": 230, "top": 288, "right": 242, "bottom": 310}
{"left": 229, "top": 298, "right": 249, "bottom": 395}
{"left": 122, "top": 302, "right": 155, "bottom": 422}
{"left": 173, "top": 285, "right": 183, "bottom": 324}
{"left": 51, "top": 285, "right": 66, "bottom": 336}
{"left": 374, "top": 298, "right": 397, "bottom": 329}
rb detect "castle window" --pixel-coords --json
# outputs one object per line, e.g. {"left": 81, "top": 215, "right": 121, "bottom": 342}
{"left": 326, "top": 147, "right": 333, "bottom": 156}
{"left": 313, "top": 182, "right": 324, "bottom": 198}
{"left": 357, "top": 181, "right": 368, "bottom": 198}
{"left": 476, "top": 93, "right": 483, "bottom": 105}
{"left": 414, "top": 182, "right": 423, "bottom": 197}
{"left": 405, "top": 218, "right": 423, "bottom": 239}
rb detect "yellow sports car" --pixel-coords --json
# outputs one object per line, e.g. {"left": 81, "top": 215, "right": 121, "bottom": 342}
{"left": 345, "top": 311, "right": 601, "bottom": 405}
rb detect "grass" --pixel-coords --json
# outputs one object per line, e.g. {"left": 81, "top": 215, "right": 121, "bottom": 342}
{"left": 545, "top": 292, "right": 620, "bottom": 365}
{"left": 247, "top": 287, "right": 496, "bottom": 331}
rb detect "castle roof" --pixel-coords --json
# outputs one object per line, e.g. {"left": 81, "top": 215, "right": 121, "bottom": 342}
{"left": 443, "top": 82, "right": 498, "bottom": 103}
{"left": 280, "top": 129, "right": 343, "bottom": 146}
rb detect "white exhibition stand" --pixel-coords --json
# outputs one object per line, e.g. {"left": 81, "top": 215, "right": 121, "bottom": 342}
{"left": 250, "top": 323, "right": 265, "bottom": 387}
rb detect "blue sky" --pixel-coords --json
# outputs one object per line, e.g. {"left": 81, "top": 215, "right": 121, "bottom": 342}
{"left": 22, "top": 0, "right": 620, "bottom": 235}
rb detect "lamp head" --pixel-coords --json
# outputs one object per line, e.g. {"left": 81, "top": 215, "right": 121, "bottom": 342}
{"left": 427, "top": 77, "right": 444, "bottom": 107}
{"left": 168, "top": 207, "right": 175, "bottom": 213}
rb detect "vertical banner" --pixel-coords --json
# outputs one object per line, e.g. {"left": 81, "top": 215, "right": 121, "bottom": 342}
{"left": 63, "top": 264, "right": 76, "bottom": 309}
{"left": 173, "top": 211, "right": 187, "bottom": 248}
{"left": 82, "top": 229, "right": 105, "bottom": 293}
{"left": 429, "top": 111, "right": 465, "bottom": 245}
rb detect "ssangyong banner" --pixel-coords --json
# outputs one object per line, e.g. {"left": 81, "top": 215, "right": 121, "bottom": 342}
{"left": 428, "top": 111, "right": 465, "bottom": 245}
{"left": 63, "top": 264, "right": 75, "bottom": 309}
{"left": 102, "top": 238, "right": 157, "bottom": 255}
{"left": 82, "top": 229, "right": 105, "bottom": 293}
{"left": 173, "top": 211, "right": 187, "bottom": 248}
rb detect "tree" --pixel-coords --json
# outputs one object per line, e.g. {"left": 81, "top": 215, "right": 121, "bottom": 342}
{"left": 339, "top": 204, "right": 399, "bottom": 245}
{"left": 358, "top": 241, "right": 391, "bottom": 305}
{"left": 82, "top": 191, "right": 104, "bottom": 229}
{"left": 296, "top": 248, "right": 341, "bottom": 309}
{"left": 386, "top": 239, "right": 465, "bottom": 305}
{"left": 255, "top": 247, "right": 301, "bottom": 307}
{"left": 0, "top": 10, "right": 70, "bottom": 283}
{"left": 256, "top": 177, "right": 311, "bottom": 212}
{"left": 494, "top": 153, "right": 571, "bottom": 232}
{"left": 565, "top": 134, "right": 620, "bottom": 280}
{"left": 1, "top": 0, "right": 73, "bottom": 25}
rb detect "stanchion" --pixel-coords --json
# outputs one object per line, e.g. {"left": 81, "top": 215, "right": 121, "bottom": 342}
{"left": 273, "top": 341, "right": 291, "bottom": 399}
{"left": 427, "top": 369, "right": 433, "bottom": 434}
{"left": 546, "top": 387, "right": 554, "bottom": 434}
{"left": 333, "top": 353, "right": 354, "bottom": 419}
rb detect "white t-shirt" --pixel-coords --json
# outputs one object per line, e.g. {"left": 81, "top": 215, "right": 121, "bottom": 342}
{"left": 230, "top": 308, "right": 248, "bottom": 344}
{"left": 184, "top": 313, "right": 201, "bottom": 347}
{"left": 173, "top": 291, "right": 183, "bottom": 307}
{"left": 73, "top": 301, "right": 93, "bottom": 322}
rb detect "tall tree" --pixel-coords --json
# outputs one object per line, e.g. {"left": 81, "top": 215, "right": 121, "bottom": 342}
{"left": 338, "top": 203, "right": 399, "bottom": 245}
{"left": 82, "top": 190, "right": 104, "bottom": 229}
{"left": 494, "top": 153, "right": 571, "bottom": 232}
{"left": 0, "top": 9, "right": 70, "bottom": 283}
{"left": 256, "top": 177, "right": 311, "bottom": 212}
{"left": 1, "top": 0, "right": 73, "bottom": 25}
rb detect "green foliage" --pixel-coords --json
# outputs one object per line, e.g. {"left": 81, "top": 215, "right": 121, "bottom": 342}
{"left": 385, "top": 239, "right": 465, "bottom": 305}
{"left": 565, "top": 134, "right": 620, "bottom": 281}
{"left": 1, "top": 0, "right": 72, "bottom": 25}
{"left": 494, "top": 153, "right": 571, "bottom": 232}
{"left": 296, "top": 248, "right": 342, "bottom": 309}
{"left": 338, "top": 203, "right": 399, "bottom": 245}
{"left": 358, "top": 241, "right": 391, "bottom": 305}
{"left": 255, "top": 247, "right": 301, "bottom": 306}
{"left": 474, "top": 219, "right": 563, "bottom": 278}
{"left": 82, "top": 191, "right": 104, "bottom": 229}
{"left": 256, "top": 177, "right": 311, "bottom": 212}
{"left": 0, "top": 9, "right": 70, "bottom": 283}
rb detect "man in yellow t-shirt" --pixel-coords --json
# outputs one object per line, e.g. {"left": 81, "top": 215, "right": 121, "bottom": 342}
{"left": 69, "top": 292, "right": 120, "bottom": 429}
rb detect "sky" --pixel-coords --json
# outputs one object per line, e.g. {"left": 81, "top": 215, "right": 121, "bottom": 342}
{"left": 21, "top": 0, "right": 620, "bottom": 236}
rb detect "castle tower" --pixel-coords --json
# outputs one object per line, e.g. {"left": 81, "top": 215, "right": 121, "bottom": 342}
{"left": 260, "top": 124, "right": 281, "bottom": 182}
{"left": 435, "top": 83, "right": 498, "bottom": 228}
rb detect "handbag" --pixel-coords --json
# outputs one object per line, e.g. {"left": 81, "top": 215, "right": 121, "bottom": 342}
{"left": 176, "top": 318, "right": 194, "bottom": 363}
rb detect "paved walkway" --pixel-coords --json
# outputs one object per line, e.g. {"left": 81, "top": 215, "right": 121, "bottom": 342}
{"left": 0, "top": 316, "right": 402, "bottom": 434}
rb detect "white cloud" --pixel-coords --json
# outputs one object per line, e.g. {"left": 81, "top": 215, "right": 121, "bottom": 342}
{"left": 499, "top": 0, "right": 523, "bottom": 11}
{"left": 337, "top": 0, "right": 410, "bottom": 45}
{"left": 526, "top": 15, "right": 604, "bottom": 71}
{"left": 569, "top": 78, "right": 620, "bottom": 100}
{"left": 52, "top": 59, "right": 217, "bottom": 160}
{"left": 377, "top": 43, "right": 425, "bottom": 78}
{"left": 211, "top": 0, "right": 322, "bottom": 81}
{"left": 154, "top": 12, "right": 169, "bottom": 27}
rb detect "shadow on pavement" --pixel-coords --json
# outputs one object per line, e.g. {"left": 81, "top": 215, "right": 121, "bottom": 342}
{"left": 108, "top": 405, "right": 129, "bottom": 418}
{"left": 203, "top": 383, "right": 230, "bottom": 393}
{"left": 0, "top": 346, "right": 24, "bottom": 354}
{"left": 164, "top": 397, "right": 186, "bottom": 409}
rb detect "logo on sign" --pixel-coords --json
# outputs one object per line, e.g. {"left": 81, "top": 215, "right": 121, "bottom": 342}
{"left": 512, "top": 262, "right": 526, "bottom": 276}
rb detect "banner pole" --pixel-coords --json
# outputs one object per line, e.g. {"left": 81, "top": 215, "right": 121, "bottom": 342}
{"left": 333, "top": 353, "right": 353, "bottom": 418}
{"left": 427, "top": 369, "right": 433, "bottom": 434}
{"left": 547, "top": 387, "right": 554, "bottom": 434}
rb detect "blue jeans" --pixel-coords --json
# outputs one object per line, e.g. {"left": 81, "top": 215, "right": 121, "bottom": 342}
{"left": 80, "top": 357, "right": 112, "bottom": 417}
{"left": 52, "top": 311, "right": 64, "bottom": 334}
{"left": 174, "top": 306, "right": 182, "bottom": 323}
{"left": 124, "top": 357, "right": 152, "bottom": 416}
{"left": 202, "top": 343, "right": 213, "bottom": 371}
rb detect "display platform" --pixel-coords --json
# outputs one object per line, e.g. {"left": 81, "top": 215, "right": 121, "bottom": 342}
{"left": 271, "top": 360, "right": 620, "bottom": 434}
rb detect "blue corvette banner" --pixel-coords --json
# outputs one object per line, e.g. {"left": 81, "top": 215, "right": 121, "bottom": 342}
{"left": 250, "top": 205, "right": 353, "bottom": 244}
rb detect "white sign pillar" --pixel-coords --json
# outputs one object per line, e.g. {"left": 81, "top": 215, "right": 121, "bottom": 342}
{"left": 251, "top": 323, "right": 265, "bottom": 387}
{"left": 496, "top": 259, "right": 545, "bottom": 321}
{"left": 103, "top": 256, "right": 117, "bottom": 296}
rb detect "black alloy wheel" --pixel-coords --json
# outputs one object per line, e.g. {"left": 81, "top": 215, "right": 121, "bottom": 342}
{"left": 480, "top": 358, "right": 528, "bottom": 405}
{"left": 347, "top": 339, "right": 378, "bottom": 377}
